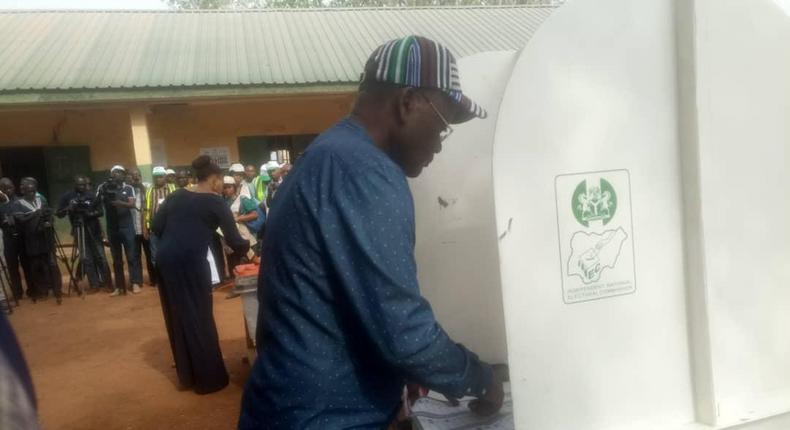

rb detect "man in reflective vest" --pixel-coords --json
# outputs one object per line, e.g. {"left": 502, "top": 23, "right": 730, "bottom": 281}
{"left": 250, "top": 163, "right": 273, "bottom": 205}
{"left": 142, "top": 166, "right": 175, "bottom": 283}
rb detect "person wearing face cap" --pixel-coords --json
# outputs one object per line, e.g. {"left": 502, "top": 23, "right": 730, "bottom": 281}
{"left": 228, "top": 163, "right": 252, "bottom": 199}
{"left": 239, "top": 36, "right": 503, "bottom": 429}
{"left": 249, "top": 164, "right": 271, "bottom": 204}
{"left": 142, "top": 166, "right": 175, "bottom": 282}
{"left": 128, "top": 168, "right": 156, "bottom": 292}
{"left": 96, "top": 165, "right": 143, "bottom": 296}
{"left": 165, "top": 169, "right": 177, "bottom": 186}
{"left": 260, "top": 161, "right": 283, "bottom": 209}
{"left": 269, "top": 163, "right": 292, "bottom": 207}
{"left": 221, "top": 175, "right": 258, "bottom": 273}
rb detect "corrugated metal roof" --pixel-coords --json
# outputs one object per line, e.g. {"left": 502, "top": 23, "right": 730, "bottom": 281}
{"left": 0, "top": 6, "right": 555, "bottom": 94}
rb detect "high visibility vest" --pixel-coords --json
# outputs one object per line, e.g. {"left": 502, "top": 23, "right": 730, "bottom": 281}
{"left": 251, "top": 176, "right": 269, "bottom": 203}
{"left": 144, "top": 184, "right": 175, "bottom": 228}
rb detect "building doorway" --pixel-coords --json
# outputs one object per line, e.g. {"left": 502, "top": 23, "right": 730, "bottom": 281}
{"left": 0, "top": 147, "right": 49, "bottom": 199}
{"left": 0, "top": 145, "right": 91, "bottom": 240}
{"left": 237, "top": 134, "right": 317, "bottom": 168}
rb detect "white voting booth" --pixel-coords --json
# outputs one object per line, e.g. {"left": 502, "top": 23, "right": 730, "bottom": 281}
{"left": 410, "top": 50, "right": 517, "bottom": 366}
{"left": 410, "top": 0, "right": 790, "bottom": 429}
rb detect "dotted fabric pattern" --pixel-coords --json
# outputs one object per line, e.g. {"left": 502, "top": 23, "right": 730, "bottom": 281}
{"left": 238, "top": 118, "right": 492, "bottom": 430}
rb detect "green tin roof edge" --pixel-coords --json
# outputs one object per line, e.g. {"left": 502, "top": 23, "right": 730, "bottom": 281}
{"left": 0, "top": 83, "right": 359, "bottom": 107}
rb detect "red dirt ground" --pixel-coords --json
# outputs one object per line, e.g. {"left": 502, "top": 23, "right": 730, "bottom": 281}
{"left": 7, "top": 286, "right": 250, "bottom": 430}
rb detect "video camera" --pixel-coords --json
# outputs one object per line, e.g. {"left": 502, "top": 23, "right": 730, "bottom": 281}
{"left": 37, "top": 207, "right": 54, "bottom": 231}
{"left": 68, "top": 194, "right": 96, "bottom": 223}
{"left": 99, "top": 179, "right": 121, "bottom": 203}
{"left": 0, "top": 211, "right": 16, "bottom": 238}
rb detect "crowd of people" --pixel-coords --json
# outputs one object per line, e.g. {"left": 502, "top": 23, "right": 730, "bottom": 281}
{"left": 0, "top": 159, "right": 291, "bottom": 305}
{"left": 0, "top": 178, "right": 62, "bottom": 304}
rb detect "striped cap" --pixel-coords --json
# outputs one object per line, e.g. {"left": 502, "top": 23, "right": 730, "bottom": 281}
{"left": 361, "top": 36, "right": 487, "bottom": 124}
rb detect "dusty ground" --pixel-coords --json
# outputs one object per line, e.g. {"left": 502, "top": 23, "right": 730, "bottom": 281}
{"left": 7, "top": 286, "right": 251, "bottom": 430}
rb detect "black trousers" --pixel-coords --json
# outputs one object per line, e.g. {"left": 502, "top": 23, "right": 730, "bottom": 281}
{"left": 75, "top": 227, "right": 111, "bottom": 289}
{"left": 2, "top": 233, "right": 31, "bottom": 300}
{"left": 136, "top": 234, "right": 157, "bottom": 286}
{"left": 28, "top": 252, "right": 62, "bottom": 299}
{"left": 107, "top": 226, "right": 142, "bottom": 290}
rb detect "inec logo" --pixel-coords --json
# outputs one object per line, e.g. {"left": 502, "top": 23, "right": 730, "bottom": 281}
{"left": 572, "top": 178, "right": 617, "bottom": 227}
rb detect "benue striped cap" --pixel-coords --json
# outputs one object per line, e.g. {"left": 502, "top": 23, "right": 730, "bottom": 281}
{"left": 360, "top": 35, "right": 487, "bottom": 124}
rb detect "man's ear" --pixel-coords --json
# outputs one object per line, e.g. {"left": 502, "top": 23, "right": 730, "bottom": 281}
{"left": 395, "top": 87, "right": 419, "bottom": 126}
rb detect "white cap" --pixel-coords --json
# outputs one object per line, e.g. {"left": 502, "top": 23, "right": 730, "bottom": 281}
{"left": 166, "top": 169, "right": 176, "bottom": 175}
{"left": 110, "top": 165, "right": 126, "bottom": 173}
{"left": 229, "top": 163, "right": 244, "bottom": 173}
{"left": 264, "top": 161, "right": 281, "bottom": 172}
{"left": 152, "top": 166, "right": 167, "bottom": 176}
{"left": 223, "top": 176, "right": 236, "bottom": 185}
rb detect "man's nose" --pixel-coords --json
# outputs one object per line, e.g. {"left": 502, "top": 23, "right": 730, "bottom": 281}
{"left": 434, "top": 141, "right": 443, "bottom": 154}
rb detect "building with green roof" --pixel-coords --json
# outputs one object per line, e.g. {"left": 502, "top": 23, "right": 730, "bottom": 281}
{"left": 0, "top": 6, "right": 556, "bottom": 203}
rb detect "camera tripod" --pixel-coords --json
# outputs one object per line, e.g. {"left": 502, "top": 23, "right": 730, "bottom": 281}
{"left": 63, "top": 219, "right": 109, "bottom": 298}
{"left": 0, "top": 254, "right": 15, "bottom": 314}
{"left": 50, "top": 226, "right": 81, "bottom": 299}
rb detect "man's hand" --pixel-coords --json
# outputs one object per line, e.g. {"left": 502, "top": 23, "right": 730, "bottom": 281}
{"left": 443, "top": 394, "right": 460, "bottom": 407}
{"left": 469, "top": 372, "right": 505, "bottom": 417}
{"left": 111, "top": 197, "right": 135, "bottom": 209}
{"left": 143, "top": 229, "right": 149, "bottom": 241}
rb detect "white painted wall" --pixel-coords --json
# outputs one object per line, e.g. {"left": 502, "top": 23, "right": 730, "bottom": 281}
{"left": 492, "top": 0, "right": 695, "bottom": 428}
{"left": 410, "top": 51, "right": 517, "bottom": 365}
{"left": 694, "top": 0, "right": 790, "bottom": 427}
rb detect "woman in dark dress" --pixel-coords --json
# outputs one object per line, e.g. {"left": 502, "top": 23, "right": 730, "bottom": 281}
{"left": 151, "top": 156, "right": 249, "bottom": 394}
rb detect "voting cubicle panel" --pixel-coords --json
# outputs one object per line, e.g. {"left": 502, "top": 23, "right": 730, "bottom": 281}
{"left": 410, "top": 51, "right": 518, "bottom": 366}
{"left": 692, "top": 0, "right": 790, "bottom": 427}
{"left": 410, "top": 0, "right": 790, "bottom": 428}
{"left": 492, "top": 0, "right": 695, "bottom": 428}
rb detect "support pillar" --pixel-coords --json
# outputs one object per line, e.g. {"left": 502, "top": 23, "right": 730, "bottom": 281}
{"left": 129, "top": 107, "right": 153, "bottom": 183}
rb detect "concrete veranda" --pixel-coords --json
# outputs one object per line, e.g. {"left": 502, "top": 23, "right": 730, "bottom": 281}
{"left": 7, "top": 286, "right": 250, "bottom": 429}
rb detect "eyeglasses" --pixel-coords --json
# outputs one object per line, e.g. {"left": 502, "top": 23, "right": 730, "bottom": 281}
{"left": 423, "top": 96, "right": 454, "bottom": 142}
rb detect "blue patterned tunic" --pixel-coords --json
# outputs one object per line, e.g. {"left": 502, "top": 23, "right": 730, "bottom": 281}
{"left": 239, "top": 118, "right": 492, "bottom": 430}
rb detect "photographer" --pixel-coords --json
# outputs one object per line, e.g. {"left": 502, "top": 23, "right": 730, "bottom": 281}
{"left": 95, "top": 165, "right": 142, "bottom": 296}
{"left": 56, "top": 175, "right": 111, "bottom": 294}
{"left": 0, "top": 178, "right": 31, "bottom": 302}
{"left": 11, "top": 178, "right": 62, "bottom": 304}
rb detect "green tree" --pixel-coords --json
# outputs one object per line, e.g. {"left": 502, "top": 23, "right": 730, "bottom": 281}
{"left": 164, "top": 0, "right": 264, "bottom": 9}
{"left": 165, "top": 0, "right": 561, "bottom": 8}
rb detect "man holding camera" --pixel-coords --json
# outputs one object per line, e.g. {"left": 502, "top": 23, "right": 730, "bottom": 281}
{"left": 56, "top": 175, "right": 111, "bottom": 294}
{"left": 96, "top": 165, "right": 142, "bottom": 296}
{"left": 11, "top": 178, "right": 62, "bottom": 304}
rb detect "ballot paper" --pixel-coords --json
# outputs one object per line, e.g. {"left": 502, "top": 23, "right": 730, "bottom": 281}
{"left": 411, "top": 385, "right": 514, "bottom": 430}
